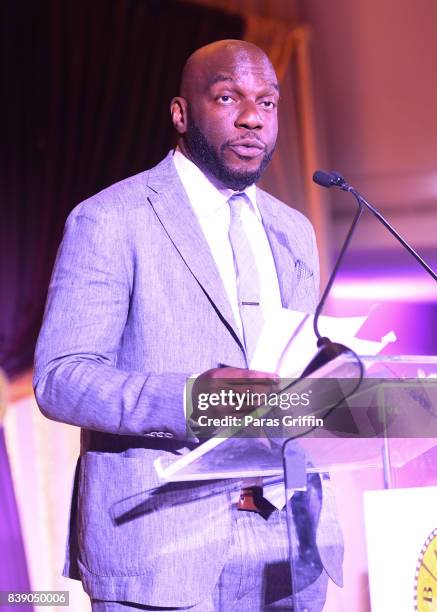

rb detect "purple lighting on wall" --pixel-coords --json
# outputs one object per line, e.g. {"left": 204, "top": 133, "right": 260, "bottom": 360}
{"left": 324, "top": 255, "right": 437, "bottom": 357}
{"left": 332, "top": 275, "right": 437, "bottom": 303}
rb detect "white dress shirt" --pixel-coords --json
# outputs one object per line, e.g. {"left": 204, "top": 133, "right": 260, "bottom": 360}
{"left": 173, "top": 148, "right": 281, "bottom": 347}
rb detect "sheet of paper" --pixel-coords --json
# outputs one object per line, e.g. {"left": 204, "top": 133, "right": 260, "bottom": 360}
{"left": 250, "top": 308, "right": 396, "bottom": 376}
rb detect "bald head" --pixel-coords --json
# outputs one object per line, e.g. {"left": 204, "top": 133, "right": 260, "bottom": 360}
{"left": 180, "top": 40, "right": 277, "bottom": 100}
{"left": 171, "top": 39, "right": 279, "bottom": 190}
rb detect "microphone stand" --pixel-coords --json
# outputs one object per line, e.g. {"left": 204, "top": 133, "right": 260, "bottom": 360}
{"left": 302, "top": 196, "right": 365, "bottom": 376}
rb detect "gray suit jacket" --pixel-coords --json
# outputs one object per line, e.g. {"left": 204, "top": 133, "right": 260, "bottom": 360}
{"left": 34, "top": 151, "right": 343, "bottom": 607}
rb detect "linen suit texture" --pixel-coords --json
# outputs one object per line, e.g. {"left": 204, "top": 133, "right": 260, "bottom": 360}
{"left": 33, "top": 152, "right": 343, "bottom": 608}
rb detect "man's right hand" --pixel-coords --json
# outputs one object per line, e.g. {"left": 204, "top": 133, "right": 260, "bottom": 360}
{"left": 190, "top": 366, "right": 279, "bottom": 423}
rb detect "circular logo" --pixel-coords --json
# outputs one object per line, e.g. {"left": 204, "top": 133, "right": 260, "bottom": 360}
{"left": 414, "top": 528, "right": 437, "bottom": 611}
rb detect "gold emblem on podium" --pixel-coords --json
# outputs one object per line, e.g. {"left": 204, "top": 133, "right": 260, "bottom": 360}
{"left": 414, "top": 528, "right": 437, "bottom": 611}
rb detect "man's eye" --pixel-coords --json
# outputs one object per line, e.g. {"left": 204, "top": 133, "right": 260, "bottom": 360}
{"left": 261, "top": 100, "right": 276, "bottom": 109}
{"left": 217, "top": 95, "right": 234, "bottom": 104}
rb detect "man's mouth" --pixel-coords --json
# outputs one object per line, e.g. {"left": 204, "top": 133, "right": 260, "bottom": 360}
{"left": 227, "top": 140, "right": 265, "bottom": 159}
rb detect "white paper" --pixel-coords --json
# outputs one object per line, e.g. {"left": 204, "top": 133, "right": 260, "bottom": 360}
{"left": 250, "top": 308, "right": 396, "bottom": 377}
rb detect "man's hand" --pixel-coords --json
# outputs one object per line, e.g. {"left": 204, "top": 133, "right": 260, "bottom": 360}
{"left": 190, "top": 366, "right": 279, "bottom": 423}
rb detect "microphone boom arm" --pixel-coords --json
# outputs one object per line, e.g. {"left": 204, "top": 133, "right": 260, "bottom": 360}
{"left": 313, "top": 196, "right": 365, "bottom": 340}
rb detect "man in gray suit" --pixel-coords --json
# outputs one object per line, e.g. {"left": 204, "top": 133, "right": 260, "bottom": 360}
{"left": 34, "top": 40, "right": 343, "bottom": 611}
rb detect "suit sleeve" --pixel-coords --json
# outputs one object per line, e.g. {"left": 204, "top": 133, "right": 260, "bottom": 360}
{"left": 33, "top": 200, "right": 193, "bottom": 441}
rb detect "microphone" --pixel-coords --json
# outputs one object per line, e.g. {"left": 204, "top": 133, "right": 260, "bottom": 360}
{"left": 313, "top": 170, "right": 343, "bottom": 188}
{"left": 312, "top": 170, "right": 336, "bottom": 188}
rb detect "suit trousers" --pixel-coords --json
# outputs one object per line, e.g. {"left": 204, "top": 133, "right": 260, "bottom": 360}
{"left": 91, "top": 503, "right": 328, "bottom": 612}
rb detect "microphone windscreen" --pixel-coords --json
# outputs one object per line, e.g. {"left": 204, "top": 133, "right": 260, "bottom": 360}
{"left": 313, "top": 170, "right": 334, "bottom": 188}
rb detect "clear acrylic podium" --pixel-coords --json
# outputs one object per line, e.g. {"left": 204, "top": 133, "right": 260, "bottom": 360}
{"left": 154, "top": 355, "right": 437, "bottom": 611}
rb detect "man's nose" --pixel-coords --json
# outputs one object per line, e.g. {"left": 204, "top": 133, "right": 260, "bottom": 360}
{"left": 235, "top": 101, "right": 263, "bottom": 130}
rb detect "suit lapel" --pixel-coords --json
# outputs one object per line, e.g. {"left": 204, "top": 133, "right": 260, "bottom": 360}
{"left": 145, "top": 153, "right": 243, "bottom": 346}
{"left": 257, "top": 190, "right": 297, "bottom": 309}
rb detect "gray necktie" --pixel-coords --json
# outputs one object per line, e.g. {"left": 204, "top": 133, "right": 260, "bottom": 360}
{"left": 228, "top": 194, "right": 264, "bottom": 362}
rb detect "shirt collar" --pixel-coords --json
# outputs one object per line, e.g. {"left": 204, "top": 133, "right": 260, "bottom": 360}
{"left": 173, "top": 148, "right": 259, "bottom": 220}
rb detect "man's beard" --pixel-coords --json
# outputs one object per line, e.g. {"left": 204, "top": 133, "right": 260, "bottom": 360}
{"left": 184, "top": 116, "right": 274, "bottom": 191}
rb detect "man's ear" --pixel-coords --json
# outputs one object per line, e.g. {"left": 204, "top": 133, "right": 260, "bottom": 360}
{"left": 170, "top": 97, "right": 188, "bottom": 134}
